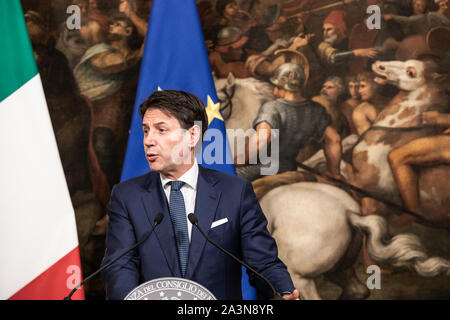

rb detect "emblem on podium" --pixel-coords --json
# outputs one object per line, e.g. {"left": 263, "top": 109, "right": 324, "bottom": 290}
{"left": 124, "top": 277, "right": 217, "bottom": 300}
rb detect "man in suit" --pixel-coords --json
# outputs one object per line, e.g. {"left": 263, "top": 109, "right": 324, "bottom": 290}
{"left": 101, "top": 90, "right": 299, "bottom": 300}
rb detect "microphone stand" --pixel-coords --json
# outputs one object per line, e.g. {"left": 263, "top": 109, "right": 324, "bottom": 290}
{"left": 64, "top": 213, "right": 164, "bottom": 300}
{"left": 188, "top": 214, "right": 284, "bottom": 300}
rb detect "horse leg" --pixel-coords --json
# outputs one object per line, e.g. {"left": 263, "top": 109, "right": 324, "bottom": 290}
{"left": 326, "top": 267, "right": 370, "bottom": 300}
{"left": 325, "top": 228, "right": 369, "bottom": 299}
{"left": 361, "top": 198, "right": 393, "bottom": 274}
{"left": 361, "top": 197, "right": 378, "bottom": 270}
{"left": 291, "top": 273, "right": 321, "bottom": 300}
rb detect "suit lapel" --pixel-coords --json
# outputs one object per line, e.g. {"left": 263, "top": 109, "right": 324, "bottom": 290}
{"left": 185, "top": 166, "right": 221, "bottom": 279}
{"left": 140, "top": 173, "right": 181, "bottom": 277}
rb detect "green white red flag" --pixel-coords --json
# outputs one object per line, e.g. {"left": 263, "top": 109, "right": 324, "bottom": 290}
{"left": 0, "top": 0, "right": 84, "bottom": 300}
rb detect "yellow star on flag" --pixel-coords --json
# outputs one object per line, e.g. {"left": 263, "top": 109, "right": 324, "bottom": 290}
{"left": 205, "top": 95, "right": 223, "bottom": 125}
{"left": 157, "top": 86, "right": 163, "bottom": 91}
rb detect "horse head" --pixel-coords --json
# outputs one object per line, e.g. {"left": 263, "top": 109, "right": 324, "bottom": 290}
{"left": 372, "top": 60, "right": 429, "bottom": 92}
{"left": 372, "top": 59, "right": 444, "bottom": 92}
{"left": 214, "top": 73, "right": 237, "bottom": 120}
{"left": 213, "top": 73, "right": 275, "bottom": 126}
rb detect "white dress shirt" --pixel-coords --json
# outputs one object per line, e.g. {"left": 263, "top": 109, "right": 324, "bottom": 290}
{"left": 160, "top": 159, "right": 199, "bottom": 242}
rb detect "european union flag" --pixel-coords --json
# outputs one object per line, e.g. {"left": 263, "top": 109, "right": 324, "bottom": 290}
{"left": 120, "top": 0, "right": 256, "bottom": 300}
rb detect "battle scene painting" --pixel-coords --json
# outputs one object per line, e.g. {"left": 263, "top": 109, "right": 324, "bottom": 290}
{"left": 20, "top": 0, "right": 450, "bottom": 299}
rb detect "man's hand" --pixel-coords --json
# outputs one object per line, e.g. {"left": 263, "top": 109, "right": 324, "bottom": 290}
{"left": 353, "top": 48, "right": 379, "bottom": 59}
{"left": 316, "top": 170, "right": 345, "bottom": 185}
{"left": 119, "top": 0, "right": 133, "bottom": 17}
{"left": 289, "top": 33, "right": 315, "bottom": 50}
{"left": 383, "top": 14, "right": 396, "bottom": 21}
{"left": 422, "top": 110, "right": 450, "bottom": 128}
{"left": 282, "top": 289, "right": 300, "bottom": 300}
{"left": 422, "top": 110, "right": 442, "bottom": 125}
{"left": 323, "top": 170, "right": 345, "bottom": 181}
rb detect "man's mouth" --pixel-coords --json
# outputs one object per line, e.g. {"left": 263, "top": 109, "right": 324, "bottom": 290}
{"left": 324, "top": 34, "right": 338, "bottom": 45}
{"left": 147, "top": 153, "right": 159, "bottom": 161}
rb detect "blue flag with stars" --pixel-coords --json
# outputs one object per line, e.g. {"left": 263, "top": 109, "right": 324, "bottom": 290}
{"left": 120, "top": 0, "right": 256, "bottom": 300}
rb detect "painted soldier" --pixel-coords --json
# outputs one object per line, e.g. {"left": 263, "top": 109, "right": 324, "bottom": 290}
{"left": 317, "top": 10, "right": 378, "bottom": 77}
{"left": 209, "top": 26, "right": 251, "bottom": 78}
{"left": 235, "top": 63, "right": 342, "bottom": 182}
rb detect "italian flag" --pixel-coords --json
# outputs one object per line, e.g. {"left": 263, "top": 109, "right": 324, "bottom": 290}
{"left": 0, "top": 1, "right": 84, "bottom": 300}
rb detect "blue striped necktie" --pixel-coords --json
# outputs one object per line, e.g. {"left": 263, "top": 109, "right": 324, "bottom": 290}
{"left": 168, "top": 181, "right": 189, "bottom": 277}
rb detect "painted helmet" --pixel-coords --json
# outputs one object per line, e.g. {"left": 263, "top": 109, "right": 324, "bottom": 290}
{"left": 215, "top": 27, "right": 248, "bottom": 53}
{"left": 270, "top": 62, "right": 306, "bottom": 91}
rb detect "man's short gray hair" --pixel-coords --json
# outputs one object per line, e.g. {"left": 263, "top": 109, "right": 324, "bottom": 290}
{"left": 325, "top": 76, "right": 345, "bottom": 94}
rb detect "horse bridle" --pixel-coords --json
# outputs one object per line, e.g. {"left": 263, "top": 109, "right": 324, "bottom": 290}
{"left": 217, "top": 84, "right": 236, "bottom": 120}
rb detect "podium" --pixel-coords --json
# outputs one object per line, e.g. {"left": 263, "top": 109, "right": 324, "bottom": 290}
{"left": 124, "top": 277, "right": 217, "bottom": 300}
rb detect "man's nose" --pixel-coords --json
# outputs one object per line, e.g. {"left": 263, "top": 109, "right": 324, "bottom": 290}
{"left": 144, "top": 131, "right": 157, "bottom": 146}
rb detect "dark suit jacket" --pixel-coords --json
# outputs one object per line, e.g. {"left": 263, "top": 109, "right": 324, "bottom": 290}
{"left": 101, "top": 165, "right": 294, "bottom": 300}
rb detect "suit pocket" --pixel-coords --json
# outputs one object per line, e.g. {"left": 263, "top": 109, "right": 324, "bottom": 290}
{"left": 207, "top": 222, "right": 227, "bottom": 243}
{"left": 211, "top": 217, "right": 228, "bottom": 229}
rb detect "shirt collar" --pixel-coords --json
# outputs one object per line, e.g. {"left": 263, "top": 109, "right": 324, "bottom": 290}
{"left": 160, "top": 159, "right": 199, "bottom": 190}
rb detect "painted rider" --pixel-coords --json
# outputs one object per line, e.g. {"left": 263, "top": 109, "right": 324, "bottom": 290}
{"left": 234, "top": 62, "right": 342, "bottom": 182}
{"left": 317, "top": 10, "right": 379, "bottom": 77}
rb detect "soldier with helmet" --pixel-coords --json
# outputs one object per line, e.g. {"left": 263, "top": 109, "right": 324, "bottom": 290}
{"left": 235, "top": 62, "right": 343, "bottom": 182}
{"left": 208, "top": 26, "right": 251, "bottom": 78}
{"left": 204, "top": 0, "right": 272, "bottom": 53}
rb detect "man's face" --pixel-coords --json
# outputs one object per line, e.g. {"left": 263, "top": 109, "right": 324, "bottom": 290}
{"left": 252, "top": 0, "right": 264, "bottom": 25}
{"left": 109, "top": 20, "right": 131, "bottom": 40}
{"left": 413, "top": 0, "right": 426, "bottom": 14}
{"left": 89, "top": 0, "right": 98, "bottom": 10}
{"left": 224, "top": 1, "right": 239, "bottom": 19}
{"left": 438, "top": 0, "right": 448, "bottom": 11}
{"left": 358, "top": 80, "right": 375, "bottom": 101}
{"left": 273, "top": 86, "right": 287, "bottom": 98}
{"left": 76, "top": 1, "right": 89, "bottom": 14}
{"left": 320, "top": 81, "right": 340, "bottom": 103}
{"left": 26, "top": 21, "right": 46, "bottom": 46}
{"left": 226, "top": 46, "right": 244, "bottom": 61}
{"left": 142, "top": 108, "right": 193, "bottom": 177}
{"left": 323, "top": 23, "right": 339, "bottom": 44}
{"left": 348, "top": 81, "right": 360, "bottom": 99}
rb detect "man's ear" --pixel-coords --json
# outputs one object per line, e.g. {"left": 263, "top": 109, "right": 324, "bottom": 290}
{"left": 188, "top": 125, "right": 202, "bottom": 149}
{"left": 125, "top": 26, "right": 133, "bottom": 36}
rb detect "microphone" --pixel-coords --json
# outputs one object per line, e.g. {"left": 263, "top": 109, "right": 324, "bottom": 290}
{"left": 64, "top": 213, "right": 164, "bottom": 300}
{"left": 188, "top": 213, "right": 284, "bottom": 300}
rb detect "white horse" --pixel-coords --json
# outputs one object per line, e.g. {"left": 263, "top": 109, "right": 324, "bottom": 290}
{"left": 259, "top": 182, "right": 450, "bottom": 300}
{"left": 214, "top": 73, "right": 274, "bottom": 156}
